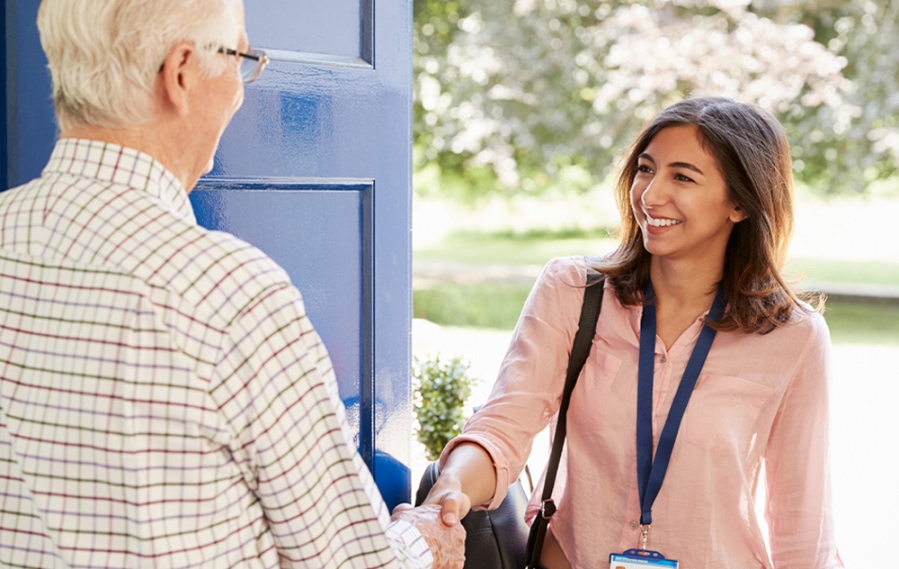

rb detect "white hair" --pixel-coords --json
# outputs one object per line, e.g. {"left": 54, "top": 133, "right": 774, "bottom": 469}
{"left": 37, "top": 0, "right": 244, "bottom": 131}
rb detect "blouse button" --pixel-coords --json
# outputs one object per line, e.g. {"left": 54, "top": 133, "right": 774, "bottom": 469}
{"left": 630, "top": 521, "right": 639, "bottom": 529}
{"left": 659, "top": 355, "right": 667, "bottom": 363}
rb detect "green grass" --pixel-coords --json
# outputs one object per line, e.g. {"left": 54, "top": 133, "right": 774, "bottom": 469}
{"left": 415, "top": 228, "right": 619, "bottom": 266}
{"left": 414, "top": 282, "right": 899, "bottom": 345}
{"left": 417, "top": 229, "right": 899, "bottom": 287}
{"left": 823, "top": 302, "right": 899, "bottom": 345}
{"left": 413, "top": 284, "right": 899, "bottom": 346}
{"left": 413, "top": 284, "right": 532, "bottom": 330}
{"left": 414, "top": 229, "right": 899, "bottom": 344}
{"left": 786, "top": 258, "right": 899, "bottom": 286}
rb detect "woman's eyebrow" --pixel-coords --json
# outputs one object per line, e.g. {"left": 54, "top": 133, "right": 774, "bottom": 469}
{"left": 670, "top": 161, "right": 705, "bottom": 175}
{"left": 638, "top": 153, "right": 704, "bottom": 176}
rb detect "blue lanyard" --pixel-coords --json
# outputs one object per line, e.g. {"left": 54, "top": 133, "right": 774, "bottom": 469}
{"left": 636, "top": 280, "right": 725, "bottom": 527}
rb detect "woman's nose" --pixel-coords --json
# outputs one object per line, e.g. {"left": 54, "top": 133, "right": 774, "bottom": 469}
{"left": 640, "top": 178, "right": 667, "bottom": 209}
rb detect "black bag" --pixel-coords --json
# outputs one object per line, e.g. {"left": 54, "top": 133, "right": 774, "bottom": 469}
{"left": 414, "top": 274, "right": 604, "bottom": 569}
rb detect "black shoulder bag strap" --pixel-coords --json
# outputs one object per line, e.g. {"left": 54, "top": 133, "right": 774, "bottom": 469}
{"left": 525, "top": 271, "right": 605, "bottom": 568}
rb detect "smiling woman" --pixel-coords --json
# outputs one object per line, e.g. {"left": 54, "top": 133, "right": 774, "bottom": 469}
{"left": 630, "top": 124, "right": 747, "bottom": 286}
{"left": 418, "top": 97, "right": 843, "bottom": 569}
{"left": 599, "top": 97, "right": 806, "bottom": 335}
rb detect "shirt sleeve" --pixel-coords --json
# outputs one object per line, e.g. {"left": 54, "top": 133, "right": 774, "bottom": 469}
{"left": 211, "top": 281, "right": 432, "bottom": 569}
{"left": 440, "top": 256, "right": 588, "bottom": 508}
{"left": 385, "top": 520, "right": 434, "bottom": 568}
{"left": 764, "top": 312, "right": 843, "bottom": 569}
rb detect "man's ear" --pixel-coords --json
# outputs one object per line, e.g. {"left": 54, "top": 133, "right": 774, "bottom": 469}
{"left": 156, "top": 42, "right": 199, "bottom": 117}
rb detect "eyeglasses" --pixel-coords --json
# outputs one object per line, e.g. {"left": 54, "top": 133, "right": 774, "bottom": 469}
{"left": 218, "top": 47, "right": 269, "bottom": 83}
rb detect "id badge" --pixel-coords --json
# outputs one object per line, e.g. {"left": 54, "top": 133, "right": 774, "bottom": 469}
{"left": 609, "top": 549, "right": 678, "bottom": 568}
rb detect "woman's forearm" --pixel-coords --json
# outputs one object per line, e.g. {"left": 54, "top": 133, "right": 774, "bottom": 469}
{"left": 440, "top": 442, "right": 497, "bottom": 508}
{"left": 425, "top": 442, "right": 498, "bottom": 525}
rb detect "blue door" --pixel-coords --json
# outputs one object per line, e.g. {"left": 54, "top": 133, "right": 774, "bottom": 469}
{"left": 2, "top": 1, "right": 414, "bottom": 508}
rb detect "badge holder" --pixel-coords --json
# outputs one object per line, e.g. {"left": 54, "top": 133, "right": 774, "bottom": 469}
{"left": 609, "top": 548, "right": 678, "bottom": 568}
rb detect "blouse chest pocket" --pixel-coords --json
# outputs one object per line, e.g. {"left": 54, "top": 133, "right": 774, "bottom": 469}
{"left": 680, "top": 373, "right": 777, "bottom": 456}
{"left": 568, "top": 345, "right": 624, "bottom": 437}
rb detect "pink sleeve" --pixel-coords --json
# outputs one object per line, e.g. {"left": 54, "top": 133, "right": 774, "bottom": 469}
{"left": 440, "top": 256, "right": 588, "bottom": 509}
{"left": 764, "top": 313, "right": 843, "bottom": 568}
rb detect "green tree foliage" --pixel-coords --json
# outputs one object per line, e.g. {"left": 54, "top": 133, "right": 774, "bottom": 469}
{"left": 412, "top": 354, "right": 478, "bottom": 461}
{"left": 781, "top": 0, "right": 899, "bottom": 192}
{"left": 414, "top": 0, "right": 898, "bottom": 198}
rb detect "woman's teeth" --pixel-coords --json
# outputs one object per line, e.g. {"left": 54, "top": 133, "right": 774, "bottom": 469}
{"left": 647, "top": 214, "right": 682, "bottom": 227}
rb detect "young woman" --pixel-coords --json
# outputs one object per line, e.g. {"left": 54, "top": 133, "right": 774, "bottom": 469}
{"left": 421, "top": 97, "right": 843, "bottom": 568}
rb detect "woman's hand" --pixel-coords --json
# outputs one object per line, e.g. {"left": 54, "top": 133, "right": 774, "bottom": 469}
{"left": 422, "top": 442, "right": 497, "bottom": 527}
{"left": 421, "top": 470, "right": 473, "bottom": 527}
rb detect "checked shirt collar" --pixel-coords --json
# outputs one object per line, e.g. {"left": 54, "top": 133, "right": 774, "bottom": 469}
{"left": 43, "top": 137, "right": 197, "bottom": 224}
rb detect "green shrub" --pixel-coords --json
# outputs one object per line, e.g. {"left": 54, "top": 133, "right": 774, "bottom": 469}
{"left": 413, "top": 354, "right": 479, "bottom": 461}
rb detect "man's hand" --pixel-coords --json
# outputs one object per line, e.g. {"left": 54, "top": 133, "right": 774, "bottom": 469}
{"left": 392, "top": 503, "right": 465, "bottom": 569}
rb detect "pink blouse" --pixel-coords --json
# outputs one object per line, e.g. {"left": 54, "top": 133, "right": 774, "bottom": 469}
{"left": 441, "top": 256, "right": 842, "bottom": 569}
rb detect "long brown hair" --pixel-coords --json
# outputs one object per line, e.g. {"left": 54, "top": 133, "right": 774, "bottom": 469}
{"left": 593, "top": 97, "right": 818, "bottom": 334}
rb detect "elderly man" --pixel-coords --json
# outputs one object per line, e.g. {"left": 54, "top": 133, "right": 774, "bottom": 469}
{"left": 0, "top": 0, "right": 464, "bottom": 567}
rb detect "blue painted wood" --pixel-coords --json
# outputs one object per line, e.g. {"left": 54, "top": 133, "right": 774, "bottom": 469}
{"left": 3, "top": 0, "right": 414, "bottom": 509}
{"left": 200, "top": 0, "right": 414, "bottom": 509}
{"left": 2, "top": 1, "right": 58, "bottom": 190}
{"left": 190, "top": 182, "right": 369, "bottom": 432}
{"left": 1, "top": 1, "right": 7, "bottom": 189}
{"left": 244, "top": 0, "right": 368, "bottom": 62}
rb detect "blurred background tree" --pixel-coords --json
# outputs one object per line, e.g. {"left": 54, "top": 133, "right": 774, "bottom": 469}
{"left": 413, "top": 0, "right": 899, "bottom": 199}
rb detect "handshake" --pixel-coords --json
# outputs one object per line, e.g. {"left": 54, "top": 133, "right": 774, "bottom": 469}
{"left": 392, "top": 503, "right": 467, "bottom": 569}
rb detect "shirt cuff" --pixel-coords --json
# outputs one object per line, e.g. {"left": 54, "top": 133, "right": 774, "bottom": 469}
{"left": 386, "top": 519, "right": 434, "bottom": 569}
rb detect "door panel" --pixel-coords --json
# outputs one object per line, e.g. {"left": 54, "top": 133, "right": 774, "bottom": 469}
{"left": 195, "top": 0, "right": 414, "bottom": 509}
{"left": 245, "top": 0, "right": 372, "bottom": 63}
{"left": 190, "top": 182, "right": 371, "bottom": 446}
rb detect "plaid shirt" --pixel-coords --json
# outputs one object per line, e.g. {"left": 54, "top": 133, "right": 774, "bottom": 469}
{"left": 0, "top": 139, "right": 431, "bottom": 568}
